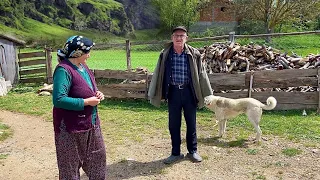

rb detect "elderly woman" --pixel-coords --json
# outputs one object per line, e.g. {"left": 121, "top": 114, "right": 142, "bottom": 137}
{"left": 52, "top": 35, "right": 106, "bottom": 179}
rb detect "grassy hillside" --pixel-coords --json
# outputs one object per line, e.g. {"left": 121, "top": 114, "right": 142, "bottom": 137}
{"left": 0, "top": 0, "right": 135, "bottom": 47}
{"left": 0, "top": 18, "right": 127, "bottom": 48}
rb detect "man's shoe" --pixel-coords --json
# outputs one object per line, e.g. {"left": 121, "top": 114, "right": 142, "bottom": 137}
{"left": 163, "top": 154, "right": 184, "bottom": 164}
{"left": 186, "top": 152, "right": 202, "bottom": 163}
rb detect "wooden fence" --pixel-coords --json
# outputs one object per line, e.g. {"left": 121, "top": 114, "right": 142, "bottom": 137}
{"left": 94, "top": 68, "right": 320, "bottom": 111}
{"left": 18, "top": 48, "right": 53, "bottom": 83}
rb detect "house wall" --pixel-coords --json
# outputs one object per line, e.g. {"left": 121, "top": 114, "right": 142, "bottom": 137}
{"left": 0, "top": 38, "right": 18, "bottom": 83}
{"left": 199, "top": 0, "right": 235, "bottom": 22}
{"left": 193, "top": 0, "right": 237, "bottom": 33}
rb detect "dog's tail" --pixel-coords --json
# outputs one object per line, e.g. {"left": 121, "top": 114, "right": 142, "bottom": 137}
{"left": 261, "top": 96, "right": 277, "bottom": 110}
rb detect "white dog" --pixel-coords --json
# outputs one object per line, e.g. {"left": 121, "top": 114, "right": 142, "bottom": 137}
{"left": 204, "top": 95, "right": 277, "bottom": 142}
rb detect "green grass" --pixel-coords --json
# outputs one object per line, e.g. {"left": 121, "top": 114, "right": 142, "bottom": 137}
{"left": 87, "top": 50, "right": 159, "bottom": 70}
{"left": 251, "top": 172, "right": 266, "bottom": 180}
{"left": 246, "top": 149, "right": 258, "bottom": 155}
{"left": 19, "top": 48, "right": 159, "bottom": 71}
{"left": 220, "top": 110, "right": 320, "bottom": 142}
{"left": 0, "top": 90, "right": 319, "bottom": 145}
{"left": 0, "top": 121, "right": 12, "bottom": 142}
{"left": 0, "top": 154, "right": 9, "bottom": 160}
{"left": 48, "top": 49, "right": 159, "bottom": 71}
{"left": 282, "top": 148, "right": 303, "bottom": 157}
{"left": 0, "top": 153, "right": 9, "bottom": 163}
{"left": 133, "top": 29, "right": 162, "bottom": 41}
{"left": 237, "top": 34, "right": 320, "bottom": 56}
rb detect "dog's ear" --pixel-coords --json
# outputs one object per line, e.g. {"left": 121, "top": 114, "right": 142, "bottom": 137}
{"left": 204, "top": 98, "right": 212, "bottom": 106}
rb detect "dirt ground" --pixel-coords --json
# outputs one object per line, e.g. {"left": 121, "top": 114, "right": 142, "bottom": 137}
{"left": 0, "top": 109, "right": 319, "bottom": 180}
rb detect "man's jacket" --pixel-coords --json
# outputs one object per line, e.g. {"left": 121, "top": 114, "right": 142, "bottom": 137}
{"left": 148, "top": 42, "right": 213, "bottom": 108}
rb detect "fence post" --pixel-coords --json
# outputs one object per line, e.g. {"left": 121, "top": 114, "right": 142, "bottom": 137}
{"left": 228, "top": 31, "right": 235, "bottom": 43}
{"left": 317, "top": 68, "right": 320, "bottom": 114}
{"left": 126, "top": 39, "right": 131, "bottom": 72}
{"left": 145, "top": 73, "right": 149, "bottom": 99}
{"left": 45, "top": 47, "right": 53, "bottom": 84}
{"left": 248, "top": 72, "right": 254, "bottom": 98}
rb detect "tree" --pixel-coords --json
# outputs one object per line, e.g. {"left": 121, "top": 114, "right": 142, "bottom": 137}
{"left": 152, "top": 0, "right": 202, "bottom": 32}
{"left": 232, "top": 0, "right": 320, "bottom": 34}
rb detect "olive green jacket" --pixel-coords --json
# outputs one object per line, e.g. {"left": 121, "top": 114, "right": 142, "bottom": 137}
{"left": 148, "top": 42, "right": 213, "bottom": 108}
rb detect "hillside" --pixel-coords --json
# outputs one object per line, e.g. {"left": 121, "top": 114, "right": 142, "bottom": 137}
{"left": 0, "top": 0, "right": 159, "bottom": 46}
{"left": 117, "top": 0, "right": 159, "bottom": 30}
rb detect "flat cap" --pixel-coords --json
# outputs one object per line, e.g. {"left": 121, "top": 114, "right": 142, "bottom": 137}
{"left": 172, "top": 26, "right": 187, "bottom": 33}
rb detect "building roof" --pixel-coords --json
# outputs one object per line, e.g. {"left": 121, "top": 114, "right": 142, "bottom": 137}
{"left": 0, "top": 33, "right": 26, "bottom": 46}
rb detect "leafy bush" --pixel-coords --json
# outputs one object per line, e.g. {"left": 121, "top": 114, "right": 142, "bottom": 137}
{"left": 238, "top": 19, "right": 265, "bottom": 35}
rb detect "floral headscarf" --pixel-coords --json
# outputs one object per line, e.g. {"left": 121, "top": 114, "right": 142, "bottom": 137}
{"left": 57, "top": 35, "right": 95, "bottom": 60}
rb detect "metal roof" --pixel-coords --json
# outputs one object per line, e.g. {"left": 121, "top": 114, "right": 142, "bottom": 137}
{"left": 0, "top": 33, "right": 26, "bottom": 46}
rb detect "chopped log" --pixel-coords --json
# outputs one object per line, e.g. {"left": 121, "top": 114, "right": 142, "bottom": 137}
{"left": 228, "top": 61, "right": 237, "bottom": 73}
{"left": 299, "top": 62, "right": 310, "bottom": 69}
{"left": 278, "top": 58, "right": 291, "bottom": 69}
{"left": 201, "top": 42, "right": 319, "bottom": 74}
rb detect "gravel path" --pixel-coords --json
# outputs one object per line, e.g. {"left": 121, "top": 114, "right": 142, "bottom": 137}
{"left": 0, "top": 110, "right": 319, "bottom": 180}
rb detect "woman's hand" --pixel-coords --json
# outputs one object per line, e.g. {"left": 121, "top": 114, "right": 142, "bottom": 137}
{"left": 95, "top": 91, "right": 105, "bottom": 101}
{"left": 84, "top": 97, "right": 101, "bottom": 106}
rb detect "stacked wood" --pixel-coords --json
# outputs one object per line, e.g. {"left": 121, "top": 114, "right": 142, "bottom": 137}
{"left": 37, "top": 83, "right": 53, "bottom": 96}
{"left": 199, "top": 42, "right": 320, "bottom": 93}
{"left": 0, "top": 77, "right": 7, "bottom": 96}
{"left": 200, "top": 42, "right": 320, "bottom": 74}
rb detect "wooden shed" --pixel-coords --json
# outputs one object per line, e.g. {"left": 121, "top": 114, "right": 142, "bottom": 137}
{"left": 0, "top": 34, "right": 26, "bottom": 84}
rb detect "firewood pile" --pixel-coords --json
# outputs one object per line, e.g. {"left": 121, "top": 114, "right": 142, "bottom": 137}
{"left": 199, "top": 42, "right": 319, "bottom": 93}
{"left": 37, "top": 83, "right": 53, "bottom": 96}
{"left": 199, "top": 42, "right": 320, "bottom": 74}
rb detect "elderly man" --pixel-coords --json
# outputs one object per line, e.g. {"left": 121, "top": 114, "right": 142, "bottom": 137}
{"left": 148, "top": 26, "right": 213, "bottom": 164}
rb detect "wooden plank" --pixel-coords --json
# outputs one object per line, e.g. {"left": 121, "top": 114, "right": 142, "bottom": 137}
{"left": 318, "top": 68, "right": 320, "bottom": 113}
{"left": 20, "top": 74, "right": 46, "bottom": 79}
{"left": 98, "top": 83, "right": 146, "bottom": 91}
{"left": 214, "top": 91, "right": 317, "bottom": 105}
{"left": 275, "top": 104, "right": 317, "bottom": 110}
{"left": 18, "top": 59, "right": 46, "bottom": 67}
{"left": 45, "top": 48, "right": 53, "bottom": 83}
{"left": 209, "top": 73, "right": 246, "bottom": 90}
{"left": 20, "top": 77, "right": 46, "bottom": 83}
{"left": 98, "top": 86, "right": 145, "bottom": 99}
{"left": 94, "top": 69, "right": 146, "bottom": 80}
{"left": 213, "top": 91, "right": 248, "bottom": 99}
{"left": 247, "top": 69, "right": 318, "bottom": 88}
{"left": 19, "top": 68, "right": 47, "bottom": 76}
{"left": 251, "top": 91, "right": 318, "bottom": 105}
{"left": 251, "top": 77, "right": 317, "bottom": 88}
{"left": 252, "top": 69, "right": 318, "bottom": 79}
{"left": 20, "top": 65, "right": 46, "bottom": 71}
{"left": 213, "top": 91, "right": 318, "bottom": 111}
{"left": 18, "top": 51, "right": 45, "bottom": 59}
